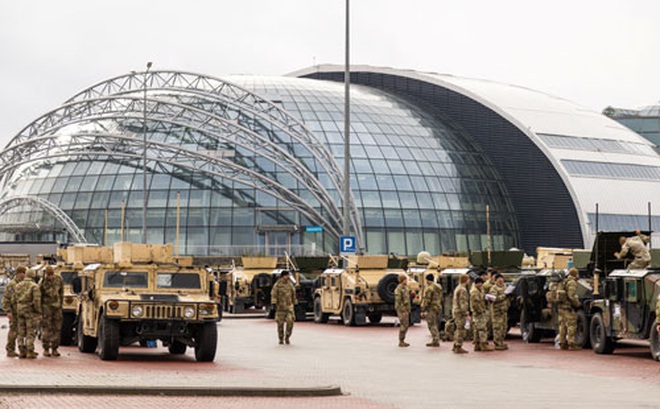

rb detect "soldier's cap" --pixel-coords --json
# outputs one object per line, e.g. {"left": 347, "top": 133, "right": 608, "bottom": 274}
{"left": 45, "top": 266, "right": 55, "bottom": 275}
{"left": 26, "top": 269, "right": 35, "bottom": 278}
{"left": 16, "top": 265, "right": 27, "bottom": 275}
{"left": 425, "top": 273, "right": 434, "bottom": 281}
{"left": 280, "top": 270, "right": 290, "bottom": 276}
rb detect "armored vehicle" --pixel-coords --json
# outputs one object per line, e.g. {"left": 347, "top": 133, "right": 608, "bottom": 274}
{"left": 260, "top": 269, "right": 316, "bottom": 322}
{"left": 73, "top": 242, "right": 220, "bottom": 361}
{"left": 221, "top": 256, "right": 278, "bottom": 313}
{"left": 589, "top": 266, "right": 660, "bottom": 360}
{"left": 313, "top": 255, "right": 421, "bottom": 326}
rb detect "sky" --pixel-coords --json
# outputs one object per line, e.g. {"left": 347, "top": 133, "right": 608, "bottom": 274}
{"left": 0, "top": 0, "right": 658, "bottom": 148}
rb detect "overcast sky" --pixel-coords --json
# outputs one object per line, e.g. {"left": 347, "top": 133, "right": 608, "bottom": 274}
{"left": 0, "top": 0, "right": 658, "bottom": 148}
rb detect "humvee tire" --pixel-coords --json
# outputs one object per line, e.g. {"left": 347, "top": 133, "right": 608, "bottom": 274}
{"left": 368, "top": 312, "right": 382, "bottom": 324}
{"left": 377, "top": 273, "right": 399, "bottom": 304}
{"left": 650, "top": 328, "right": 660, "bottom": 361}
{"left": 313, "top": 297, "right": 329, "bottom": 323}
{"left": 99, "top": 316, "right": 120, "bottom": 361}
{"left": 78, "top": 318, "right": 97, "bottom": 353}
{"left": 294, "top": 305, "right": 307, "bottom": 322}
{"left": 590, "top": 313, "right": 615, "bottom": 354}
{"left": 194, "top": 322, "right": 217, "bottom": 362}
{"left": 168, "top": 341, "right": 187, "bottom": 355}
{"left": 265, "top": 305, "right": 276, "bottom": 319}
{"left": 60, "top": 312, "right": 76, "bottom": 346}
{"left": 342, "top": 299, "right": 356, "bottom": 326}
{"left": 520, "top": 309, "right": 542, "bottom": 343}
{"left": 575, "top": 309, "right": 590, "bottom": 348}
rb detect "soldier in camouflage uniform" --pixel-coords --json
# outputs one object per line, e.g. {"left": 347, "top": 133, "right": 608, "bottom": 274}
{"left": 15, "top": 269, "right": 42, "bottom": 359}
{"left": 452, "top": 274, "right": 470, "bottom": 354}
{"left": 421, "top": 273, "right": 442, "bottom": 347}
{"left": 270, "top": 270, "right": 297, "bottom": 345}
{"left": 470, "top": 277, "right": 494, "bottom": 352}
{"left": 39, "top": 266, "right": 64, "bottom": 357}
{"left": 555, "top": 268, "right": 582, "bottom": 350}
{"left": 489, "top": 273, "right": 509, "bottom": 351}
{"left": 395, "top": 274, "right": 412, "bottom": 347}
{"left": 2, "top": 266, "right": 26, "bottom": 357}
{"left": 615, "top": 234, "right": 651, "bottom": 269}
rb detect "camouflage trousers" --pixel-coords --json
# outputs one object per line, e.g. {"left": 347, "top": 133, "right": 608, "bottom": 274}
{"left": 397, "top": 310, "right": 410, "bottom": 341}
{"left": 492, "top": 311, "right": 507, "bottom": 346}
{"left": 472, "top": 312, "right": 489, "bottom": 344}
{"left": 558, "top": 308, "right": 577, "bottom": 347}
{"left": 629, "top": 257, "right": 650, "bottom": 270}
{"left": 275, "top": 306, "right": 294, "bottom": 341}
{"left": 17, "top": 311, "right": 40, "bottom": 353}
{"left": 5, "top": 313, "right": 17, "bottom": 352}
{"left": 41, "top": 307, "right": 63, "bottom": 349}
{"left": 453, "top": 314, "right": 467, "bottom": 348}
{"left": 425, "top": 309, "right": 440, "bottom": 343}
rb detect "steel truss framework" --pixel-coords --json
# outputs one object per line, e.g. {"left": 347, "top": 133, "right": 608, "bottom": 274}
{"left": 0, "top": 71, "right": 364, "bottom": 244}
{"left": 0, "top": 195, "right": 87, "bottom": 243}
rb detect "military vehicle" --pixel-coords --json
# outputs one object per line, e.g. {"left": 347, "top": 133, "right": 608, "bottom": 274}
{"left": 313, "top": 254, "right": 421, "bottom": 326}
{"left": 221, "top": 256, "right": 278, "bottom": 313}
{"left": 73, "top": 242, "right": 220, "bottom": 361}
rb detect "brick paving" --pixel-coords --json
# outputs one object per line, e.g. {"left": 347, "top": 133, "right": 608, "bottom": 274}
{"left": 0, "top": 315, "right": 658, "bottom": 408}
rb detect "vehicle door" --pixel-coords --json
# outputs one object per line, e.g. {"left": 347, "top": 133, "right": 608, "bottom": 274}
{"left": 623, "top": 278, "right": 645, "bottom": 336}
{"left": 330, "top": 274, "right": 342, "bottom": 311}
{"left": 79, "top": 272, "right": 98, "bottom": 335}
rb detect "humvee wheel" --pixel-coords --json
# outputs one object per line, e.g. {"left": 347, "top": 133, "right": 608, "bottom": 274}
{"left": 194, "top": 322, "right": 218, "bottom": 362}
{"left": 168, "top": 341, "right": 187, "bottom": 355}
{"left": 590, "top": 313, "right": 615, "bottom": 354}
{"left": 265, "top": 305, "right": 276, "bottom": 319}
{"left": 342, "top": 299, "right": 356, "bottom": 326}
{"left": 60, "top": 313, "right": 76, "bottom": 346}
{"left": 520, "top": 309, "right": 542, "bottom": 343}
{"left": 77, "top": 317, "right": 97, "bottom": 353}
{"left": 575, "top": 309, "right": 590, "bottom": 348}
{"left": 99, "top": 316, "right": 120, "bottom": 361}
{"left": 313, "top": 297, "right": 329, "bottom": 323}
{"left": 368, "top": 312, "right": 382, "bottom": 324}
{"left": 650, "top": 327, "right": 660, "bottom": 361}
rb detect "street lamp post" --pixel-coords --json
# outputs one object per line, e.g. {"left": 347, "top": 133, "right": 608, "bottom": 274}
{"left": 343, "top": 0, "right": 350, "bottom": 238}
{"left": 142, "top": 61, "right": 152, "bottom": 244}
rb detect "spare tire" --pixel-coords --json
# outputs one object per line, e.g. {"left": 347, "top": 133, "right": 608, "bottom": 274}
{"left": 377, "top": 273, "right": 400, "bottom": 304}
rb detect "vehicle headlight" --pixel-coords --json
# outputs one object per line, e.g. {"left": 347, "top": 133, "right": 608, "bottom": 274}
{"left": 132, "top": 305, "right": 143, "bottom": 317}
{"left": 184, "top": 306, "right": 195, "bottom": 318}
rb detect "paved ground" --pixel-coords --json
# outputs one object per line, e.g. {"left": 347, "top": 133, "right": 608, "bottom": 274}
{"left": 0, "top": 314, "right": 658, "bottom": 408}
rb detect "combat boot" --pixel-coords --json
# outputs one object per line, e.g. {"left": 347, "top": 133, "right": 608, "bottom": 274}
{"left": 18, "top": 348, "right": 26, "bottom": 359}
{"left": 43, "top": 348, "right": 51, "bottom": 357}
{"left": 278, "top": 338, "right": 284, "bottom": 345}
{"left": 51, "top": 348, "right": 61, "bottom": 357}
{"left": 426, "top": 341, "right": 440, "bottom": 347}
{"left": 285, "top": 337, "right": 290, "bottom": 345}
{"left": 6, "top": 350, "right": 18, "bottom": 358}
{"left": 479, "top": 343, "right": 494, "bottom": 352}
{"left": 473, "top": 342, "right": 482, "bottom": 352}
{"left": 453, "top": 346, "right": 468, "bottom": 354}
{"left": 568, "top": 344, "right": 581, "bottom": 351}
{"left": 26, "top": 351, "right": 38, "bottom": 359}
{"left": 494, "top": 343, "right": 508, "bottom": 351}
{"left": 398, "top": 341, "right": 410, "bottom": 347}
{"left": 559, "top": 344, "right": 568, "bottom": 350}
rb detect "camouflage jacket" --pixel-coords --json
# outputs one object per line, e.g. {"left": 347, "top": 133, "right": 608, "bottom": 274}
{"left": 489, "top": 282, "right": 509, "bottom": 314}
{"left": 421, "top": 282, "right": 442, "bottom": 313}
{"left": 394, "top": 283, "right": 411, "bottom": 313}
{"left": 469, "top": 285, "right": 487, "bottom": 316}
{"left": 271, "top": 279, "right": 297, "bottom": 311}
{"left": 558, "top": 276, "right": 580, "bottom": 310}
{"left": 620, "top": 236, "right": 650, "bottom": 260}
{"left": 15, "top": 280, "right": 41, "bottom": 315}
{"left": 39, "top": 275, "right": 64, "bottom": 309}
{"left": 452, "top": 285, "right": 468, "bottom": 317}
{"left": 2, "top": 277, "right": 21, "bottom": 315}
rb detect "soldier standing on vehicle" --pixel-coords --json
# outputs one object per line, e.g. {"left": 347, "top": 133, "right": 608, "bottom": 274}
{"left": 2, "top": 266, "right": 26, "bottom": 357}
{"left": 420, "top": 273, "right": 442, "bottom": 347}
{"left": 615, "top": 234, "right": 651, "bottom": 269}
{"left": 555, "top": 267, "right": 582, "bottom": 350}
{"left": 15, "top": 269, "right": 41, "bottom": 359}
{"left": 470, "top": 277, "right": 494, "bottom": 352}
{"left": 489, "top": 273, "right": 509, "bottom": 351}
{"left": 395, "top": 274, "right": 412, "bottom": 347}
{"left": 452, "top": 274, "right": 470, "bottom": 354}
{"left": 270, "top": 270, "right": 297, "bottom": 345}
{"left": 39, "top": 266, "right": 64, "bottom": 357}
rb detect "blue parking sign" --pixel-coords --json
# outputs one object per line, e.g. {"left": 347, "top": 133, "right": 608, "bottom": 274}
{"left": 340, "top": 236, "right": 356, "bottom": 254}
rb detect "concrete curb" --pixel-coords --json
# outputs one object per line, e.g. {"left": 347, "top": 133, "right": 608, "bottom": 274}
{"left": 0, "top": 384, "right": 342, "bottom": 397}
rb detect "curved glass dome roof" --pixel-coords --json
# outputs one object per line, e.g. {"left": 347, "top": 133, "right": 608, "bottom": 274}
{"left": 0, "top": 71, "right": 518, "bottom": 256}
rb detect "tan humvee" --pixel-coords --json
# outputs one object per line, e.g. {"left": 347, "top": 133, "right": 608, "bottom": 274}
{"left": 74, "top": 242, "right": 220, "bottom": 361}
{"left": 313, "top": 255, "right": 421, "bottom": 326}
{"left": 222, "top": 256, "right": 278, "bottom": 313}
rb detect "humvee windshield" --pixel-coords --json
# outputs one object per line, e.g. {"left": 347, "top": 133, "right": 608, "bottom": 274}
{"left": 103, "top": 271, "right": 148, "bottom": 288}
{"left": 60, "top": 271, "right": 77, "bottom": 285}
{"left": 157, "top": 273, "right": 201, "bottom": 289}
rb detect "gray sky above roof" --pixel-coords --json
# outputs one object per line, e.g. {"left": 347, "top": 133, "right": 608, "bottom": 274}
{"left": 0, "top": 0, "right": 658, "bottom": 148}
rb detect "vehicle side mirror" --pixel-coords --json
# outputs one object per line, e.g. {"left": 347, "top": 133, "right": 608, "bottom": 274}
{"left": 72, "top": 277, "right": 82, "bottom": 294}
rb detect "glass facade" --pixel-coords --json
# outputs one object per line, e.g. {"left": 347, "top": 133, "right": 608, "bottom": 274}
{"left": 604, "top": 104, "right": 660, "bottom": 146}
{"left": 0, "top": 71, "right": 518, "bottom": 256}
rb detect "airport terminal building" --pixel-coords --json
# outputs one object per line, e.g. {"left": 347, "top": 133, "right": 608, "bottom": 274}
{"left": 0, "top": 66, "right": 658, "bottom": 256}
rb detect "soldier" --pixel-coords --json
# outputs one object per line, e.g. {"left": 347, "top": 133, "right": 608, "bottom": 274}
{"left": 15, "top": 269, "right": 42, "bottom": 359}
{"left": 470, "top": 277, "right": 494, "bottom": 352}
{"left": 270, "top": 270, "right": 297, "bottom": 345}
{"left": 555, "top": 267, "right": 582, "bottom": 350}
{"left": 395, "top": 274, "right": 412, "bottom": 347}
{"left": 489, "top": 273, "right": 509, "bottom": 351}
{"left": 2, "top": 266, "right": 26, "bottom": 357}
{"left": 614, "top": 234, "right": 651, "bottom": 269}
{"left": 452, "top": 274, "right": 470, "bottom": 354}
{"left": 420, "top": 273, "right": 442, "bottom": 347}
{"left": 39, "top": 265, "right": 64, "bottom": 357}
